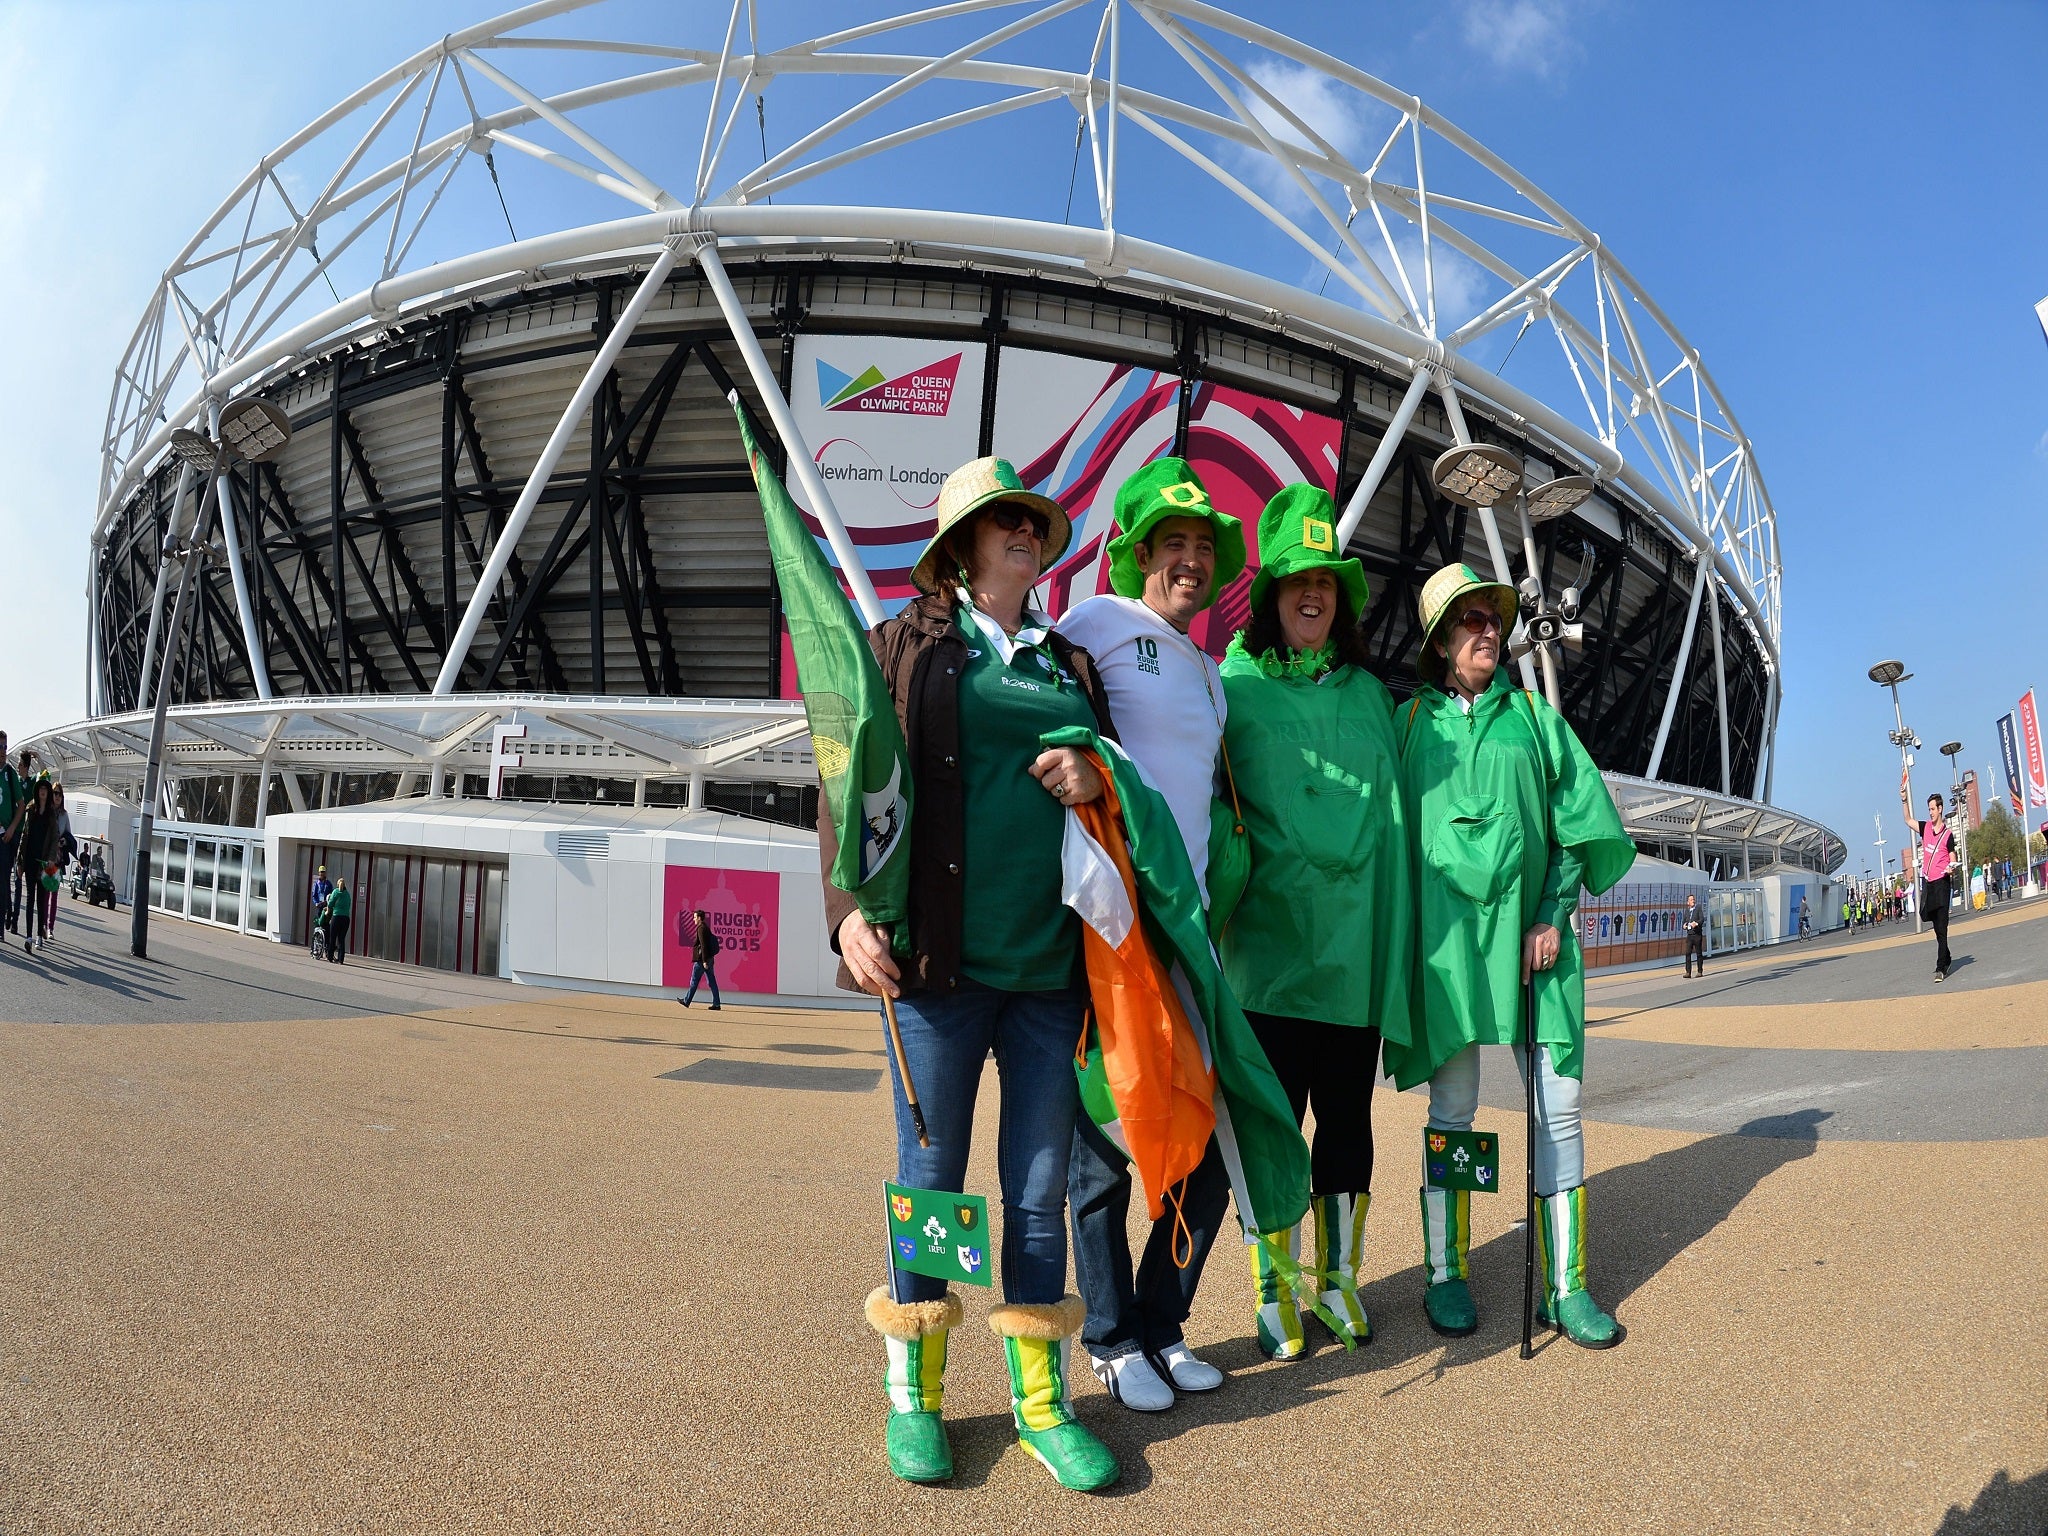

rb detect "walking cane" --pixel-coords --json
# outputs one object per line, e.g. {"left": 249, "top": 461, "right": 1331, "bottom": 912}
{"left": 1520, "top": 967, "right": 1540, "bottom": 1360}
{"left": 881, "top": 992, "right": 930, "bottom": 1149}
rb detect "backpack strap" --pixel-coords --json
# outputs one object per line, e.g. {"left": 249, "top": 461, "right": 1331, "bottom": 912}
{"left": 1398, "top": 695, "right": 1423, "bottom": 753}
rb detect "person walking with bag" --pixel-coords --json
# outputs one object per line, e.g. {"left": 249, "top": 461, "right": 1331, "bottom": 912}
{"left": 1215, "top": 485, "right": 1415, "bottom": 1361}
{"left": 324, "top": 877, "right": 353, "bottom": 963}
{"left": 1055, "top": 457, "right": 1245, "bottom": 1410}
{"left": 826, "top": 456, "right": 1123, "bottom": 1492}
{"left": 679, "top": 909, "right": 722, "bottom": 1009}
{"left": 15, "top": 778, "right": 61, "bottom": 956}
{"left": 1385, "top": 563, "right": 1636, "bottom": 1349}
{"left": 42, "top": 784, "right": 74, "bottom": 943}
{"left": 1900, "top": 771, "right": 1956, "bottom": 981}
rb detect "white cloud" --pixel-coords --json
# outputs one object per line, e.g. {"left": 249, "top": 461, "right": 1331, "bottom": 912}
{"left": 1453, "top": 0, "right": 1583, "bottom": 78}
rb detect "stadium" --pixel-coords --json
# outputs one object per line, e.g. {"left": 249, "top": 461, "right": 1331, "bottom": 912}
{"left": 24, "top": 0, "right": 1845, "bottom": 995}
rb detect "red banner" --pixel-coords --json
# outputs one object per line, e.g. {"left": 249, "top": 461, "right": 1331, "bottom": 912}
{"left": 2021, "top": 689, "right": 2048, "bottom": 810}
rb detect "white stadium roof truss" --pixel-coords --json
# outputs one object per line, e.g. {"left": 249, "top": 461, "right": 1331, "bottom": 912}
{"left": 86, "top": 0, "right": 1806, "bottom": 849}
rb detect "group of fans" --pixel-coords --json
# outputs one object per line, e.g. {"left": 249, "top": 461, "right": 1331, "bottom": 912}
{"left": 831, "top": 455, "right": 1636, "bottom": 1492}
{"left": 305, "top": 865, "right": 354, "bottom": 963}
{"left": 0, "top": 731, "right": 83, "bottom": 956}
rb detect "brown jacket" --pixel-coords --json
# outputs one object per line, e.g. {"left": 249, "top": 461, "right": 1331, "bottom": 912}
{"left": 818, "top": 593, "right": 1117, "bottom": 996}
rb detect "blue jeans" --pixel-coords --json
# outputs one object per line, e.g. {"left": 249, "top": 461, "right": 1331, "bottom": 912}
{"left": 683, "top": 960, "right": 721, "bottom": 1006}
{"left": 885, "top": 979, "right": 1085, "bottom": 1307}
{"left": 0, "top": 837, "right": 13, "bottom": 927}
{"left": 1070, "top": 1123, "right": 1231, "bottom": 1357}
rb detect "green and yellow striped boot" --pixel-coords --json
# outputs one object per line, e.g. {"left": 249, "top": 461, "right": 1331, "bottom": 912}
{"left": 1420, "top": 1185, "right": 1477, "bottom": 1337}
{"left": 865, "top": 1287, "right": 963, "bottom": 1484}
{"left": 1535, "top": 1186, "right": 1623, "bottom": 1349}
{"left": 1310, "top": 1193, "right": 1372, "bottom": 1347}
{"left": 990, "top": 1297, "right": 1119, "bottom": 1492}
{"left": 1248, "top": 1222, "right": 1307, "bottom": 1360}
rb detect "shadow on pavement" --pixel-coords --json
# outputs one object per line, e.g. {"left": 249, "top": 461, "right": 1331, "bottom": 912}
{"left": 1094, "top": 1109, "right": 1828, "bottom": 1478}
{"left": 1934, "top": 1466, "right": 2048, "bottom": 1535}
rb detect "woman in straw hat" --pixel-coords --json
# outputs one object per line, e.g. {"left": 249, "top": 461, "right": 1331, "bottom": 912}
{"left": 1215, "top": 484, "right": 1415, "bottom": 1360}
{"left": 824, "top": 456, "right": 1122, "bottom": 1491}
{"left": 1383, "top": 562, "right": 1635, "bottom": 1348}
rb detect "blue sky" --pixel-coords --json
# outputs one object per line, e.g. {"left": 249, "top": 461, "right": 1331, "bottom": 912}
{"left": 1, "top": 0, "right": 2044, "bottom": 866}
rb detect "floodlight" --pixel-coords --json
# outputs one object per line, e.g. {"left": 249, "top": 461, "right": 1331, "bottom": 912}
{"left": 1524, "top": 473, "right": 1595, "bottom": 523}
{"left": 1940, "top": 740, "right": 1963, "bottom": 758}
{"left": 218, "top": 397, "right": 293, "bottom": 463}
{"left": 166, "top": 428, "right": 218, "bottom": 468}
{"left": 1867, "top": 660, "right": 1906, "bottom": 686}
{"left": 1430, "top": 444, "right": 1522, "bottom": 508}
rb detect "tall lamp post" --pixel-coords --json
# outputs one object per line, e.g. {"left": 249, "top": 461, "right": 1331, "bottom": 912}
{"left": 131, "top": 398, "right": 292, "bottom": 959}
{"left": 1941, "top": 739, "right": 1968, "bottom": 910}
{"left": 1869, "top": 660, "right": 1924, "bottom": 934}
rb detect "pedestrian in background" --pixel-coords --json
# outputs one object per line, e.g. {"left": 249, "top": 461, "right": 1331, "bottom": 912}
{"left": 324, "top": 876, "right": 352, "bottom": 963}
{"left": 9, "top": 748, "right": 36, "bottom": 933}
{"left": 0, "top": 731, "right": 21, "bottom": 934}
{"left": 308, "top": 864, "right": 333, "bottom": 951}
{"left": 44, "top": 784, "right": 74, "bottom": 941}
{"left": 1899, "top": 770, "right": 1955, "bottom": 982}
{"left": 1682, "top": 892, "right": 1705, "bottom": 976}
{"left": 15, "top": 778, "right": 60, "bottom": 955}
{"left": 679, "top": 909, "right": 722, "bottom": 1009}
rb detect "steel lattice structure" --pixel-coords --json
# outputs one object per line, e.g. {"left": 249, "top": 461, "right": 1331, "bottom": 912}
{"left": 73, "top": 0, "right": 1817, "bottom": 858}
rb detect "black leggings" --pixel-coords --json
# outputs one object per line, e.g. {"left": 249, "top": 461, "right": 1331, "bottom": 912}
{"left": 1923, "top": 876, "right": 1952, "bottom": 972}
{"left": 1244, "top": 1011, "right": 1381, "bottom": 1198}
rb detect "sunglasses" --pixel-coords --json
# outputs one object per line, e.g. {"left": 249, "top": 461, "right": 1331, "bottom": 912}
{"left": 1452, "top": 606, "right": 1504, "bottom": 635}
{"left": 985, "top": 503, "right": 1052, "bottom": 542}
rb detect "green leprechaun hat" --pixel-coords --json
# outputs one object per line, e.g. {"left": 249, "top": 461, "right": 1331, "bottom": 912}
{"left": 1104, "top": 457, "right": 1246, "bottom": 603}
{"left": 1246, "top": 484, "right": 1368, "bottom": 616}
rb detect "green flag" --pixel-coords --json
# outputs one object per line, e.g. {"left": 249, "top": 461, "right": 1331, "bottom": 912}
{"left": 735, "top": 399, "right": 911, "bottom": 932}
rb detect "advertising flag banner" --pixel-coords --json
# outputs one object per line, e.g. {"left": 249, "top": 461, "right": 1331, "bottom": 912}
{"left": 735, "top": 403, "right": 912, "bottom": 934}
{"left": 2021, "top": 690, "right": 2048, "bottom": 810}
{"left": 1997, "top": 713, "right": 2024, "bottom": 815}
{"left": 884, "top": 1182, "right": 993, "bottom": 1287}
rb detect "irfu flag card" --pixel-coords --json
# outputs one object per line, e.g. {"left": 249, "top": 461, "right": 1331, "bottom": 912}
{"left": 1424, "top": 1128, "right": 1500, "bottom": 1193}
{"left": 885, "top": 1182, "right": 993, "bottom": 1287}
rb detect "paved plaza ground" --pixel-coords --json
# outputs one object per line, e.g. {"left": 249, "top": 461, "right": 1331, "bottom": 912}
{"left": 0, "top": 898, "right": 2043, "bottom": 1533}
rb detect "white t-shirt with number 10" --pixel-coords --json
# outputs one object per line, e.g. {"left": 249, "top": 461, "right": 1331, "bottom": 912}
{"left": 1056, "top": 593, "right": 1226, "bottom": 900}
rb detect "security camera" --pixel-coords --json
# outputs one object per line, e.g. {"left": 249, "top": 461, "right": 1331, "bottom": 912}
{"left": 1517, "top": 576, "right": 1542, "bottom": 616}
{"left": 1559, "top": 586, "right": 1582, "bottom": 623}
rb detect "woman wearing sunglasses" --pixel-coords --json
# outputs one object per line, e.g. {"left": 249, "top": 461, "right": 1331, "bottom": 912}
{"left": 824, "top": 456, "right": 1123, "bottom": 1491}
{"left": 1214, "top": 485, "right": 1415, "bottom": 1361}
{"left": 1384, "top": 562, "right": 1635, "bottom": 1348}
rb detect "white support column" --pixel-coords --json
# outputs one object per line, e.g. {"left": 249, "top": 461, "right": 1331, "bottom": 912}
{"left": 215, "top": 464, "right": 273, "bottom": 699}
{"left": 687, "top": 770, "right": 706, "bottom": 811}
{"left": 633, "top": 776, "right": 647, "bottom": 808}
{"left": 1707, "top": 566, "right": 1732, "bottom": 794}
{"left": 1333, "top": 366, "right": 1433, "bottom": 548}
{"left": 1645, "top": 557, "right": 1710, "bottom": 781}
{"left": 1435, "top": 373, "right": 1540, "bottom": 693}
{"left": 691, "top": 239, "right": 887, "bottom": 627}
{"left": 432, "top": 239, "right": 684, "bottom": 694}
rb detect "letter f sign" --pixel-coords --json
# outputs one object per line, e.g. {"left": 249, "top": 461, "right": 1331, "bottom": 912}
{"left": 490, "top": 722, "right": 528, "bottom": 799}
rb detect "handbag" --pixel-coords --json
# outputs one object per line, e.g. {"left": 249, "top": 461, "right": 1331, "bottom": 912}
{"left": 1206, "top": 739, "right": 1250, "bottom": 941}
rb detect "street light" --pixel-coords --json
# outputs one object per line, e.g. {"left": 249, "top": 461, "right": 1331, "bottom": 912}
{"left": 1869, "top": 660, "right": 1925, "bottom": 931}
{"left": 131, "top": 397, "right": 293, "bottom": 960}
{"left": 1430, "top": 444, "right": 1522, "bottom": 508}
{"left": 1524, "top": 473, "right": 1596, "bottom": 523}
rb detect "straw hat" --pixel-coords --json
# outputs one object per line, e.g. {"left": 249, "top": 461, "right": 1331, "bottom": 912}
{"left": 908, "top": 456, "right": 1071, "bottom": 595}
{"left": 1415, "top": 562, "right": 1520, "bottom": 684}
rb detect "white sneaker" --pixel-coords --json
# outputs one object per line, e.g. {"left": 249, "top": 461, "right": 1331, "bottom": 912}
{"left": 1089, "top": 1349, "right": 1174, "bottom": 1412}
{"left": 1151, "top": 1340, "right": 1224, "bottom": 1393}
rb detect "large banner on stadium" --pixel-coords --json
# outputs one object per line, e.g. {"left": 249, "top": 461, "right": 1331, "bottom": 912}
{"left": 994, "top": 350, "right": 1342, "bottom": 656}
{"left": 789, "top": 334, "right": 987, "bottom": 604}
{"left": 662, "top": 865, "right": 781, "bottom": 994}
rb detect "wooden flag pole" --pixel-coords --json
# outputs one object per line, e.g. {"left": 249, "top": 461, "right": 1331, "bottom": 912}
{"left": 881, "top": 992, "right": 930, "bottom": 1149}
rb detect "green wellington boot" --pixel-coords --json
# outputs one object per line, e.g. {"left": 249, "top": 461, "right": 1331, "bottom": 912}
{"left": 1535, "top": 1186, "right": 1624, "bottom": 1349}
{"left": 1310, "top": 1192, "right": 1372, "bottom": 1347}
{"left": 989, "top": 1297, "right": 1119, "bottom": 1492}
{"left": 1248, "top": 1221, "right": 1307, "bottom": 1360}
{"left": 1420, "top": 1185, "right": 1477, "bottom": 1336}
{"left": 865, "top": 1287, "right": 964, "bottom": 1483}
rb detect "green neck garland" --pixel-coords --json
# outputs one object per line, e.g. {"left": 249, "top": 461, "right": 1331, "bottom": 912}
{"left": 1248, "top": 639, "right": 1337, "bottom": 681}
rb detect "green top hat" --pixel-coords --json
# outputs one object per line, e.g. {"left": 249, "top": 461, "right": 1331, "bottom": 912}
{"left": 1414, "top": 561, "right": 1520, "bottom": 685}
{"left": 909, "top": 456, "right": 1072, "bottom": 595}
{"left": 1246, "top": 484, "right": 1368, "bottom": 617}
{"left": 1104, "top": 457, "right": 1246, "bottom": 604}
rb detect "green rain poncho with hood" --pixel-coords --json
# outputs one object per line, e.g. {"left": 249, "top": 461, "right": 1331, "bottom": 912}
{"left": 1214, "top": 487, "right": 1414, "bottom": 1050}
{"left": 1383, "top": 664, "right": 1635, "bottom": 1091}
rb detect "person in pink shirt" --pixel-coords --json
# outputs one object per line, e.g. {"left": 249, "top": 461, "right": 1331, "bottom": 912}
{"left": 1899, "top": 768, "right": 1956, "bottom": 981}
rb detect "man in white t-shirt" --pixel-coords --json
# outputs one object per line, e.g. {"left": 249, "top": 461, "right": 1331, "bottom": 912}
{"left": 1056, "top": 456, "right": 1246, "bottom": 1413}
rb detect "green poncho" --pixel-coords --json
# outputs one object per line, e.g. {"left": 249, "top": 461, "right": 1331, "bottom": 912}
{"left": 1215, "top": 640, "right": 1414, "bottom": 1048}
{"left": 1383, "top": 670, "right": 1635, "bottom": 1090}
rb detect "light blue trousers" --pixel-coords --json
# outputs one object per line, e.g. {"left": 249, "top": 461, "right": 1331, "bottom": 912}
{"left": 1426, "top": 1043, "right": 1584, "bottom": 1198}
